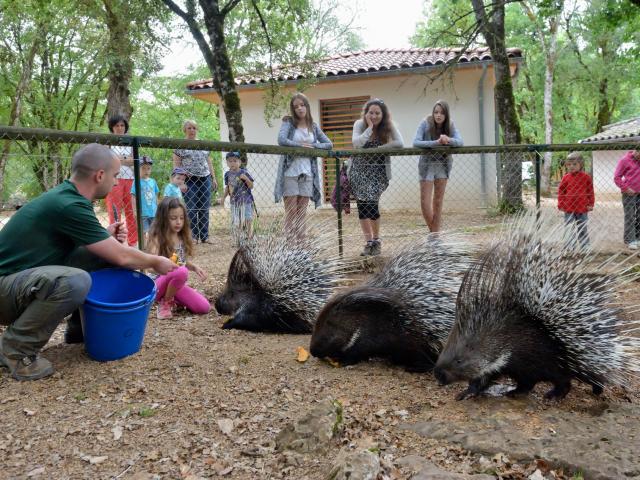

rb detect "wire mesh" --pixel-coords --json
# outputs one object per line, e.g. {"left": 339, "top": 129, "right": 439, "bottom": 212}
{"left": 1, "top": 126, "right": 640, "bottom": 261}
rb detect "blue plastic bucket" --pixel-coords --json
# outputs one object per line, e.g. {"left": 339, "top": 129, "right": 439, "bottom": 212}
{"left": 80, "top": 268, "right": 157, "bottom": 362}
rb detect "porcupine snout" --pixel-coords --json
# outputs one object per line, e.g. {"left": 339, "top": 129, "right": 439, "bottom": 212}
{"left": 433, "top": 365, "right": 452, "bottom": 385}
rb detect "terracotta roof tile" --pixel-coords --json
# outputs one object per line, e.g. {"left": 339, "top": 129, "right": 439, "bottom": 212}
{"left": 580, "top": 116, "right": 640, "bottom": 143}
{"left": 186, "top": 47, "right": 523, "bottom": 90}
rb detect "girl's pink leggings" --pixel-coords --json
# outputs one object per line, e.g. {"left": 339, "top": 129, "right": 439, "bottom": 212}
{"left": 155, "top": 266, "right": 210, "bottom": 314}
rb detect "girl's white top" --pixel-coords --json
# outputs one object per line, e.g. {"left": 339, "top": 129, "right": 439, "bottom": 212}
{"left": 285, "top": 127, "right": 314, "bottom": 177}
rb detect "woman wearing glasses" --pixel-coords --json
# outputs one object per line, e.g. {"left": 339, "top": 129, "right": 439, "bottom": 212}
{"left": 350, "top": 98, "right": 403, "bottom": 256}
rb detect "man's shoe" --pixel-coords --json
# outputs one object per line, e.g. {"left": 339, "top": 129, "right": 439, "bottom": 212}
{"left": 64, "top": 315, "right": 84, "bottom": 344}
{"left": 0, "top": 352, "right": 54, "bottom": 381}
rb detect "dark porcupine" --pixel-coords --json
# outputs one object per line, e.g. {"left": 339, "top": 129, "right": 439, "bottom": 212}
{"left": 309, "top": 235, "right": 470, "bottom": 371}
{"left": 434, "top": 211, "right": 640, "bottom": 400}
{"left": 214, "top": 221, "right": 345, "bottom": 333}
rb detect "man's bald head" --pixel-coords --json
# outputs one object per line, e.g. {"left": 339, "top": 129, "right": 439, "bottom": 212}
{"left": 71, "top": 144, "right": 118, "bottom": 180}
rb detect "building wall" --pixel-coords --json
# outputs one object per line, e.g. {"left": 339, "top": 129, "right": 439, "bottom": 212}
{"left": 211, "top": 67, "right": 500, "bottom": 211}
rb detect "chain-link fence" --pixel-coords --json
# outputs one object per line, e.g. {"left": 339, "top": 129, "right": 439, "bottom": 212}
{"left": 1, "top": 126, "right": 639, "bottom": 264}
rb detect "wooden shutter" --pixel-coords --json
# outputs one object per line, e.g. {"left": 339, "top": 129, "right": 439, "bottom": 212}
{"left": 319, "top": 96, "right": 369, "bottom": 202}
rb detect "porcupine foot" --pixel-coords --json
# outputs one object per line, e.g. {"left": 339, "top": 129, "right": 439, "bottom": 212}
{"left": 543, "top": 379, "right": 572, "bottom": 399}
{"left": 506, "top": 379, "right": 536, "bottom": 397}
{"left": 591, "top": 384, "right": 604, "bottom": 395}
{"left": 456, "top": 377, "right": 492, "bottom": 400}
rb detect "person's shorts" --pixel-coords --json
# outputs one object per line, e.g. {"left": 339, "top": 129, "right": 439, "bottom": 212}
{"left": 419, "top": 156, "right": 452, "bottom": 181}
{"left": 142, "top": 216, "right": 154, "bottom": 232}
{"left": 283, "top": 174, "right": 313, "bottom": 197}
{"left": 230, "top": 202, "right": 253, "bottom": 225}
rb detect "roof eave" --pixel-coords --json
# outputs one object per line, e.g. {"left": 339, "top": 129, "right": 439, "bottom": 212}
{"left": 579, "top": 135, "right": 640, "bottom": 144}
{"left": 185, "top": 57, "right": 523, "bottom": 97}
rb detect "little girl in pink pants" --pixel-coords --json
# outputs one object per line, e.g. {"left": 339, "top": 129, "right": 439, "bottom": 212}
{"left": 147, "top": 198, "right": 210, "bottom": 319}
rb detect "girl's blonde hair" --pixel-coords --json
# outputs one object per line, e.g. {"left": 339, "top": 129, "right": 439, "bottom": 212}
{"left": 147, "top": 197, "right": 194, "bottom": 258}
{"left": 288, "top": 93, "right": 314, "bottom": 128}
{"left": 183, "top": 119, "right": 198, "bottom": 133}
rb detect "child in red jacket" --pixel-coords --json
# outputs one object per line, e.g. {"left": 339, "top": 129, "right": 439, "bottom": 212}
{"left": 558, "top": 152, "right": 594, "bottom": 248}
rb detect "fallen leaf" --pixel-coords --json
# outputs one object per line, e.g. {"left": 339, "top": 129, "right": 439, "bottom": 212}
{"left": 112, "top": 425, "right": 123, "bottom": 441}
{"left": 217, "top": 418, "right": 234, "bottom": 435}
{"left": 80, "top": 454, "right": 108, "bottom": 465}
{"left": 295, "top": 346, "right": 309, "bottom": 363}
{"left": 325, "top": 358, "right": 341, "bottom": 368}
{"left": 26, "top": 467, "right": 45, "bottom": 477}
{"left": 23, "top": 409, "right": 36, "bottom": 416}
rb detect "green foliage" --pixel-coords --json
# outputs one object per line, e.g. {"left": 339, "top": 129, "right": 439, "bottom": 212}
{"left": 131, "top": 69, "right": 222, "bottom": 198}
{"left": 411, "top": 0, "right": 640, "bottom": 154}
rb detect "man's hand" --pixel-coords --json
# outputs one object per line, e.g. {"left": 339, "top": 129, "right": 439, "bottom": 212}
{"left": 107, "top": 221, "right": 127, "bottom": 244}
{"left": 154, "top": 256, "right": 178, "bottom": 275}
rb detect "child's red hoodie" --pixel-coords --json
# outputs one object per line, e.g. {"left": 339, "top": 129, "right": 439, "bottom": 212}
{"left": 558, "top": 171, "right": 594, "bottom": 214}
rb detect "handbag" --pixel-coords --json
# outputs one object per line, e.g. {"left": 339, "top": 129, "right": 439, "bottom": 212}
{"left": 330, "top": 163, "right": 352, "bottom": 214}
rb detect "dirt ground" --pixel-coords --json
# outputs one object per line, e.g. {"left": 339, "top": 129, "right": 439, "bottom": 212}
{"left": 1, "top": 207, "right": 639, "bottom": 480}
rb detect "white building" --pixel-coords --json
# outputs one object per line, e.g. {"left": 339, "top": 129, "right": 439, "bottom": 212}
{"left": 186, "top": 48, "right": 523, "bottom": 211}
{"left": 580, "top": 116, "right": 640, "bottom": 197}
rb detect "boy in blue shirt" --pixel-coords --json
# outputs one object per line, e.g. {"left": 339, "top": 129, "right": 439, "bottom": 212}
{"left": 164, "top": 167, "right": 187, "bottom": 200}
{"left": 130, "top": 156, "right": 159, "bottom": 234}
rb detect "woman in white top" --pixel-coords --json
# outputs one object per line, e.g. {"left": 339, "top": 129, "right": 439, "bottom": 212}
{"left": 350, "top": 98, "right": 403, "bottom": 256}
{"left": 275, "top": 93, "right": 332, "bottom": 238}
{"left": 106, "top": 114, "right": 138, "bottom": 246}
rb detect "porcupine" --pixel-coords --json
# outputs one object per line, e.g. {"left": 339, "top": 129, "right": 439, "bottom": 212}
{"left": 214, "top": 218, "right": 348, "bottom": 334}
{"left": 309, "top": 235, "right": 470, "bottom": 371}
{"left": 434, "top": 210, "right": 640, "bottom": 400}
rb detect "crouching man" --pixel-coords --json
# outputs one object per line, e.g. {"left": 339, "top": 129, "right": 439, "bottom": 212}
{"left": 0, "top": 144, "right": 177, "bottom": 381}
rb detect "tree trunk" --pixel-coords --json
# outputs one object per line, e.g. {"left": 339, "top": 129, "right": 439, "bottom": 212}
{"left": 199, "top": 0, "right": 245, "bottom": 143}
{"left": 0, "top": 31, "right": 42, "bottom": 201}
{"left": 595, "top": 77, "right": 612, "bottom": 133}
{"left": 540, "top": 10, "right": 560, "bottom": 194}
{"left": 104, "top": 0, "right": 133, "bottom": 120}
{"left": 471, "top": 0, "right": 524, "bottom": 211}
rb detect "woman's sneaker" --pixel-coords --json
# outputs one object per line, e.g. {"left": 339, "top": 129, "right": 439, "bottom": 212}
{"left": 360, "top": 241, "right": 373, "bottom": 256}
{"left": 157, "top": 298, "right": 175, "bottom": 319}
{"left": 370, "top": 239, "right": 382, "bottom": 256}
{"left": 629, "top": 241, "right": 639, "bottom": 251}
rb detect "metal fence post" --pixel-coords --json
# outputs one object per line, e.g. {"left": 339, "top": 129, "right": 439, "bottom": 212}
{"left": 335, "top": 155, "right": 343, "bottom": 258}
{"left": 534, "top": 146, "right": 542, "bottom": 210}
{"left": 132, "top": 136, "right": 144, "bottom": 251}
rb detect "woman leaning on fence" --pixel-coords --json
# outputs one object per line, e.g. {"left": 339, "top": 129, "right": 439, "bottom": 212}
{"left": 350, "top": 98, "right": 403, "bottom": 256}
{"left": 173, "top": 119, "right": 218, "bottom": 244}
{"left": 413, "top": 100, "right": 463, "bottom": 233}
{"left": 275, "top": 92, "right": 333, "bottom": 239}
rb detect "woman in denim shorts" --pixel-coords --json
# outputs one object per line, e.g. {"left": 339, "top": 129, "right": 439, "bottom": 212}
{"left": 275, "top": 93, "right": 332, "bottom": 239}
{"left": 413, "top": 100, "right": 463, "bottom": 232}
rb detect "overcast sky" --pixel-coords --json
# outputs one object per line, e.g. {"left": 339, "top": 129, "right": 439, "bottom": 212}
{"left": 160, "top": 0, "right": 426, "bottom": 75}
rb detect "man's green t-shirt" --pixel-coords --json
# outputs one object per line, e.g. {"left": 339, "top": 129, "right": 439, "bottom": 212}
{"left": 0, "top": 180, "right": 111, "bottom": 275}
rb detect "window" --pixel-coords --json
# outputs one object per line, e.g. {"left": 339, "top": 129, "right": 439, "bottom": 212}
{"left": 319, "top": 96, "right": 369, "bottom": 202}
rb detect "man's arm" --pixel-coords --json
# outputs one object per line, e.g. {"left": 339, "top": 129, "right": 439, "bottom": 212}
{"left": 86, "top": 237, "right": 176, "bottom": 274}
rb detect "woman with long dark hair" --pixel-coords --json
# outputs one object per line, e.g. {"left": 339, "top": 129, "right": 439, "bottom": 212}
{"left": 350, "top": 98, "right": 403, "bottom": 256}
{"left": 275, "top": 92, "right": 332, "bottom": 238}
{"left": 413, "top": 100, "right": 463, "bottom": 232}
